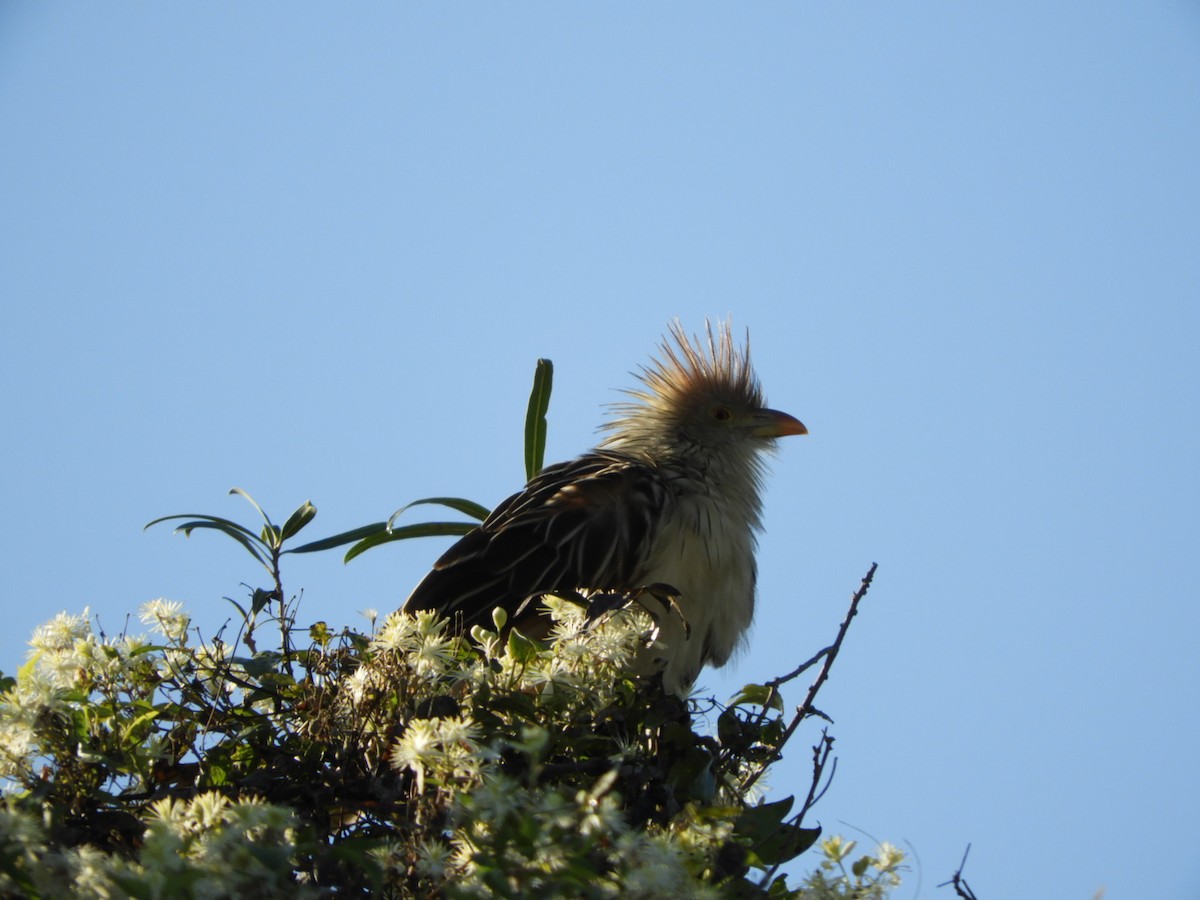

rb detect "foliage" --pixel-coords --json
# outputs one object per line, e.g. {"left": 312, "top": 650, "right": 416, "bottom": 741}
{"left": 0, "top": 593, "right": 894, "bottom": 898}
{"left": 0, "top": 360, "right": 900, "bottom": 898}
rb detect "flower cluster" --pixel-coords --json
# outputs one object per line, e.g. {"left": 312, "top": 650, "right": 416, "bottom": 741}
{"left": 0, "top": 791, "right": 311, "bottom": 899}
{"left": 802, "top": 836, "right": 908, "bottom": 899}
{"left": 0, "top": 593, "right": 902, "bottom": 898}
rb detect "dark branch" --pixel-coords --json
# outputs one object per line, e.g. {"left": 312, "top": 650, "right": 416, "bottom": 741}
{"left": 937, "top": 844, "right": 981, "bottom": 900}
{"left": 741, "top": 562, "right": 877, "bottom": 793}
{"left": 797, "top": 730, "right": 837, "bottom": 824}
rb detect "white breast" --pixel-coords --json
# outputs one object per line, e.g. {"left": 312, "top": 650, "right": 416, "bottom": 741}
{"left": 634, "top": 493, "right": 757, "bottom": 694}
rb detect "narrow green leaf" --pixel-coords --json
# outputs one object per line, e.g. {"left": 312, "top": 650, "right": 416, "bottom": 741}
{"left": 344, "top": 521, "right": 478, "bottom": 563}
{"left": 286, "top": 522, "right": 390, "bottom": 555}
{"left": 523, "top": 358, "right": 553, "bottom": 481}
{"left": 155, "top": 520, "right": 270, "bottom": 569}
{"left": 224, "top": 596, "right": 250, "bottom": 621}
{"left": 280, "top": 501, "right": 317, "bottom": 541}
{"left": 388, "top": 497, "right": 490, "bottom": 528}
{"left": 260, "top": 522, "right": 282, "bottom": 548}
{"left": 124, "top": 706, "right": 161, "bottom": 733}
{"left": 230, "top": 487, "right": 275, "bottom": 528}
{"left": 144, "top": 513, "right": 261, "bottom": 542}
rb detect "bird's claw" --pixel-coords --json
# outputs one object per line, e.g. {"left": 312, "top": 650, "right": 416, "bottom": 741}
{"left": 582, "top": 583, "right": 690, "bottom": 640}
{"left": 582, "top": 590, "right": 631, "bottom": 624}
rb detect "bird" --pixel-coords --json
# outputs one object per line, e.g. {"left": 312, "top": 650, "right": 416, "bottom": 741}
{"left": 402, "top": 320, "right": 806, "bottom": 694}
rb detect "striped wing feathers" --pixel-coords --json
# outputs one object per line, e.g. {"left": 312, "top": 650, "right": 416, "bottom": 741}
{"left": 402, "top": 452, "right": 666, "bottom": 633}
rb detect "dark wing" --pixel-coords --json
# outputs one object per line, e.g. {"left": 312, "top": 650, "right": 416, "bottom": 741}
{"left": 402, "top": 451, "right": 666, "bottom": 633}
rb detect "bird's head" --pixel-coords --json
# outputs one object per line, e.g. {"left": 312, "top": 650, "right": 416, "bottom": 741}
{"left": 600, "top": 320, "right": 806, "bottom": 464}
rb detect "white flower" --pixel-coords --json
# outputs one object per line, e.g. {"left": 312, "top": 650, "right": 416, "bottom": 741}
{"left": 189, "top": 792, "right": 231, "bottom": 831}
{"left": 875, "top": 841, "right": 905, "bottom": 871}
{"left": 577, "top": 790, "right": 627, "bottom": 839}
{"left": 820, "top": 834, "right": 856, "bottom": 864}
{"left": 0, "top": 717, "right": 37, "bottom": 779}
{"left": 147, "top": 796, "right": 189, "bottom": 830}
{"left": 11, "top": 664, "right": 68, "bottom": 710}
{"left": 372, "top": 612, "right": 418, "bottom": 652}
{"left": 615, "top": 832, "right": 687, "bottom": 893}
{"left": 415, "top": 838, "right": 454, "bottom": 879}
{"left": 411, "top": 631, "right": 456, "bottom": 677}
{"left": 66, "top": 844, "right": 123, "bottom": 896}
{"left": 139, "top": 598, "right": 190, "bottom": 642}
{"left": 28, "top": 608, "right": 91, "bottom": 654}
{"left": 390, "top": 719, "right": 441, "bottom": 792}
{"left": 342, "top": 665, "right": 385, "bottom": 706}
{"left": 367, "top": 839, "right": 404, "bottom": 876}
{"left": 466, "top": 774, "right": 523, "bottom": 823}
{"left": 390, "top": 716, "right": 484, "bottom": 793}
{"left": 531, "top": 789, "right": 576, "bottom": 833}
{"left": 410, "top": 609, "right": 449, "bottom": 639}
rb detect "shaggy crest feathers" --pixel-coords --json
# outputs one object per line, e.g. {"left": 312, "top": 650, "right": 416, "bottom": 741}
{"left": 600, "top": 319, "right": 764, "bottom": 455}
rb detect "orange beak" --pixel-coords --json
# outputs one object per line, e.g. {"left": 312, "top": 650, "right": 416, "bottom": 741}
{"left": 751, "top": 408, "right": 808, "bottom": 438}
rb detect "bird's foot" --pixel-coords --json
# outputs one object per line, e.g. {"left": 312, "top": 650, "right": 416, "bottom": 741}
{"left": 582, "top": 583, "right": 690, "bottom": 640}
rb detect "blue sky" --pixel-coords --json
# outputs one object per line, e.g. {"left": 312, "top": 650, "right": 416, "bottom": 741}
{"left": 2, "top": 3, "right": 1198, "bottom": 896}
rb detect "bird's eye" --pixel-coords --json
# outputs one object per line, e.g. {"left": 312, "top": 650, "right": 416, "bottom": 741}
{"left": 711, "top": 406, "right": 732, "bottom": 422}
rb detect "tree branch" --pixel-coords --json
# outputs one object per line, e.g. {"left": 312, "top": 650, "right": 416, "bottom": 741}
{"left": 741, "top": 563, "right": 877, "bottom": 794}
{"left": 937, "top": 844, "right": 981, "bottom": 900}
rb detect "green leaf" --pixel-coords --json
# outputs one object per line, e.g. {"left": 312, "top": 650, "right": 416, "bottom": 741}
{"left": 736, "top": 797, "right": 822, "bottom": 867}
{"left": 260, "top": 522, "right": 282, "bottom": 547}
{"left": 236, "top": 653, "right": 284, "bottom": 678}
{"left": 524, "top": 357, "right": 553, "bottom": 481}
{"left": 752, "top": 823, "right": 823, "bottom": 866}
{"left": 286, "top": 522, "right": 389, "bottom": 554}
{"left": 388, "top": 497, "right": 490, "bottom": 527}
{"left": 506, "top": 628, "right": 540, "bottom": 665}
{"left": 144, "top": 512, "right": 261, "bottom": 542}
{"left": 250, "top": 588, "right": 276, "bottom": 616}
{"left": 224, "top": 596, "right": 250, "bottom": 621}
{"left": 230, "top": 487, "right": 274, "bottom": 528}
{"left": 146, "top": 518, "right": 270, "bottom": 569}
{"left": 123, "top": 706, "right": 162, "bottom": 735}
{"left": 732, "top": 682, "right": 785, "bottom": 712}
{"left": 309, "top": 621, "right": 331, "bottom": 646}
{"left": 16, "top": 653, "right": 40, "bottom": 685}
{"left": 280, "top": 500, "right": 317, "bottom": 540}
{"left": 344, "top": 521, "right": 478, "bottom": 562}
{"left": 737, "top": 796, "right": 795, "bottom": 834}
{"left": 717, "top": 708, "right": 749, "bottom": 748}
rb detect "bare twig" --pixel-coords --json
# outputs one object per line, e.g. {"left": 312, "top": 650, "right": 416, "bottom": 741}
{"left": 790, "top": 562, "right": 876, "bottom": 717}
{"left": 765, "top": 645, "right": 833, "bottom": 690}
{"left": 797, "top": 730, "right": 837, "bottom": 824}
{"left": 937, "top": 844, "right": 980, "bottom": 900}
{"left": 756, "top": 731, "right": 836, "bottom": 889}
{"left": 741, "top": 563, "right": 878, "bottom": 793}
